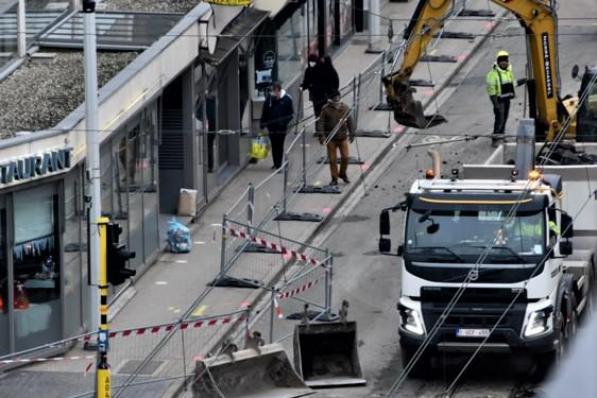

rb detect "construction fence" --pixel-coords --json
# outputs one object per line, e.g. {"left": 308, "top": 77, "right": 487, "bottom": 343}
{"left": 0, "top": 48, "right": 395, "bottom": 398}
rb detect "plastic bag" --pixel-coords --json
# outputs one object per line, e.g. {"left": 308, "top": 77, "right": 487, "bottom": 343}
{"left": 167, "top": 218, "right": 192, "bottom": 253}
{"left": 250, "top": 135, "right": 270, "bottom": 160}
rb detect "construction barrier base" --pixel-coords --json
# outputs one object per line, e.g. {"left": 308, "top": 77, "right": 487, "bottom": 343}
{"left": 294, "top": 321, "right": 366, "bottom": 388}
{"left": 318, "top": 156, "right": 364, "bottom": 165}
{"left": 432, "top": 31, "right": 475, "bottom": 39}
{"left": 354, "top": 129, "right": 391, "bottom": 138}
{"left": 373, "top": 103, "right": 393, "bottom": 111}
{"left": 297, "top": 185, "right": 342, "bottom": 194}
{"left": 458, "top": 8, "right": 496, "bottom": 17}
{"left": 408, "top": 79, "right": 435, "bottom": 87}
{"left": 210, "top": 276, "right": 261, "bottom": 289}
{"left": 274, "top": 212, "right": 323, "bottom": 223}
{"left": 193, "top": 343, "right": 314, "bottom": 398}
{"left": 420, "top": 54, "right": 458, "bottom": 63}
{"left": 241, "top": 243, "right": 283, "bottom": 254}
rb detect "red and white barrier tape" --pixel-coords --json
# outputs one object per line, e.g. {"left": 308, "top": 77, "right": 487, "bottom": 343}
{"left": 224, "top": 226, "right": 324, "bottom": 267}
{"left": 277, "top": 278, "right": 320, "bottom": 300}
{"left": 1, "top": 354, "right": 96, "bottom": 365}
{"left": 0, "top": 313, "right": 245, "bottom": 365}
{"left": 83, "top": 313, "right": 245, "bottom": 342}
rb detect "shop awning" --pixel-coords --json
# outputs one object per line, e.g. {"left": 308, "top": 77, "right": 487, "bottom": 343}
{"left": 201, "top": 7, "right": 269, "bottom": 65}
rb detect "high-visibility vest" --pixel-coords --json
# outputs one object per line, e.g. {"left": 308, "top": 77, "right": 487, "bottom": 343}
{"left": 486, "top": 64, "right": 516, "bottom": 99}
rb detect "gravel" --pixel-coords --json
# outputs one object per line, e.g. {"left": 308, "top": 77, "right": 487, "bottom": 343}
{"left": 103, "top": 0, "right": 200, "bottom": 13}
{"left": 0, "top": 51, "right": 138, "bottom": 138}
{"left": 0, "top": 0, "right": 199, "bottom": 139}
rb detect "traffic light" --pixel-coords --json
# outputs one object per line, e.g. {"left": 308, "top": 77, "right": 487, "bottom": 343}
{"left": 106, "top": 223, "right": 136, "bottom": 286}
{"left": 82, "top": 0, "right": 95, "bottom": 13}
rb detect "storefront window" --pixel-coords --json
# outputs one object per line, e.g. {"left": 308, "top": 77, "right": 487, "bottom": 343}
{"left": 277, "top": 10, "right": 306, "bottom": 86}
{"left": 13, "top": 184, "right": 61, "bottom": 351}
{"left": 103, "top": 103, "right": 160, "bottom": 286}
{"left": 338, "top": 0, "right": 353, "bottom": 43}
{"left": 112, "top": 132, "right": 130, "bottom": 250}
{"left": 141, "top": 108, "right": 159, "bottom": 261}
{"left": 128, "top": 125, "right": 144, "bottom": 269}
{"left": 101, "top": 143, "right": 113, "bottom": 217}
{"left": 0, "top": 208, "right": 8, "bottom": 355}
{"left": 64, "top": 172, "right": 83, "bottom": 336}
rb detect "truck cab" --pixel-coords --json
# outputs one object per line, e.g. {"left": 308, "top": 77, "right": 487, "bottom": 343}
{"left": 379, "top": 172, "right": 586, "bottom": 376}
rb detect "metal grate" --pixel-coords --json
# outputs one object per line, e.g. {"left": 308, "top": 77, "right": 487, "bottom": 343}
{"left": 39, "top": 11, "right": 182, "bottom": 50}
{"left": 0, "top": 10, "right": 64, "bottom": 43}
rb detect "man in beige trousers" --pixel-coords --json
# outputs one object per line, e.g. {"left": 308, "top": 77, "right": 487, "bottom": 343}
{"left": 317, "top": 90, "right": 355, "bottom": 185}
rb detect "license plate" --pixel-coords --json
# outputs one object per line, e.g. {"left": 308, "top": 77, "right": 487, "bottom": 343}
{"left": 456, "top": 328, "right": 490, "bottom": 338}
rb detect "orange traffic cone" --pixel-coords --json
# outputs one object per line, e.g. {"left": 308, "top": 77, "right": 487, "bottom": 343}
{"left": 14, "top": 282, "right": 29, "bottom": 310}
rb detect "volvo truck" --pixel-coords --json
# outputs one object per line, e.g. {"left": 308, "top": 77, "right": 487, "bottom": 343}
{"left": 378, "top": 134, "right": 597, "bottom": 376}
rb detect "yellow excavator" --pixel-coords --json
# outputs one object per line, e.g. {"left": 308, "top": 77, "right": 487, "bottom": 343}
{"left": 383, "top": 0, "right": 597, "bottom": 142}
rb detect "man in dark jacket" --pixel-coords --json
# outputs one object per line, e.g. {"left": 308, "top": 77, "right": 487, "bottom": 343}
{"left": 318, "top": 90, "right": 355, "bottom": 185}
{"left": 260, "top": 82, "right": 294, "bottom": 169}
{"left": 321, "top": 56, "right": 340, "bottom": 99}
{"left": 301, "top": 54, "right": 327, "bottom": 118}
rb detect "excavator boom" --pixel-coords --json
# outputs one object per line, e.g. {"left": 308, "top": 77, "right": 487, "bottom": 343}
{"left": 385, "top": 0, "right": 563, "bottom": 140}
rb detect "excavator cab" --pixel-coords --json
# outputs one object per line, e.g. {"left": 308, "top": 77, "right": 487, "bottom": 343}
{"left": 576, "top": 66, "right": 597, "bottom": 142}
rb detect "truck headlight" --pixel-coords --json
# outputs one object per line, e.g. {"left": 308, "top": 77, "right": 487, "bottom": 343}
{"left": 524, "top": 306, "right": 553, "bottom": 337}
{"left": 400, "top": 307, "right": 425, "bottom": 336}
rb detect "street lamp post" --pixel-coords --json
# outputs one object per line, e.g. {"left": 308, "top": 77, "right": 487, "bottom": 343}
{"left": 82, "top": 0, "right": 101, "bottom": 344}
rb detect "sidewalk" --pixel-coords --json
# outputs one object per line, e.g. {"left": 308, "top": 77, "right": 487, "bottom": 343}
{"left": 0, "top": 1, "right": 504, "bottom": 396}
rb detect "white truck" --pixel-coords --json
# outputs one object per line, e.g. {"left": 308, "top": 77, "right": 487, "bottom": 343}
{"left": 379, "top": 128, "right": 597, "bottom": 376}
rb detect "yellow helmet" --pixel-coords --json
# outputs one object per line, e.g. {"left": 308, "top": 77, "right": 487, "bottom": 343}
{"left": 496, "top": 50, "right": 510, "bottom": 59}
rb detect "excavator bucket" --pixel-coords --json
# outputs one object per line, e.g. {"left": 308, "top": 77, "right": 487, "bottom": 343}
{"left": 192, "top": 343, "right": 313, "bottom": 398}
{"left": 384, "top": 76, "right": 447, "bottom": 129}
{"left": 293, "top": 321, "right": 366, "bottom": 387}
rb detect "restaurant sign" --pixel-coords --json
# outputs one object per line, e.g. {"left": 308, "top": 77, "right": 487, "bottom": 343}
{"left": 0, "top": 147, "right": 73, "bottom": 186}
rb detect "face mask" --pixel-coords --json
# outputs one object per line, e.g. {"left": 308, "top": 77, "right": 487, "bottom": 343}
{"left": 309, "top": 62, "right": 316, "bottom": 67}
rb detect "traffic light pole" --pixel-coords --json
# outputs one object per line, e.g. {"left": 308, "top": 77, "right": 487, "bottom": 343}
{"left": 97, "top": 217, "right": 111, "bottom": 397}
{"left": 83, "top": 0, "right": 102, "bottom": 341}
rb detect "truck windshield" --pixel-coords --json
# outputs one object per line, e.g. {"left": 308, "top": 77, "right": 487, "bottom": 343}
{"left": 405, "top": 208, "right": 546, "bottom": 262}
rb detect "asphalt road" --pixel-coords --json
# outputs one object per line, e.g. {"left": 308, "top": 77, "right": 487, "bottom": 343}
{"left": 313, "top": 5, "right": 597, "bottom": 397}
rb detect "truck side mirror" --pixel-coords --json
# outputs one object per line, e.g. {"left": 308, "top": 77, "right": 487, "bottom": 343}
{"left": 560, "top": 240, "right": 573, "bottom": 256}
{"left": 379, "top": 238, "right": 391, "bottom": 253}
{"left": 560, "top": 213, "right": 573, "bottom": 239}
{"left": 397, "top": 244, "right": 404, "bottom": 256}
{"left": 380, "top": 210, "right": 390, "bottom": 235}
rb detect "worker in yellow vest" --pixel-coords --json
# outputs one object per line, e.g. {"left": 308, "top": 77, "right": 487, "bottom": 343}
{"left": 486, "top": 50, "right": 527, "bottom": 147}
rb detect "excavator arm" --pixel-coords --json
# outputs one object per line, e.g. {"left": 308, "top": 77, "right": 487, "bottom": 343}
{"left": 384, "top": 0, "right": 564, "bottom": 140}
{"left": 382, "top": 0, "right": 456, "bottom": 128}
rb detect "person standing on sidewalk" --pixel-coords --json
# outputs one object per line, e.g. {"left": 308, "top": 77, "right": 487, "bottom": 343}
{"left": 318, "top": 90, "right": 355, "bottom": 185}
{"left": 260, "top": 82, "right": 294, "bottom": 170}
{"left": 321, "top": 55, "right": 340, "bottom": 99}
{"left": 301, "top": 54, "right": 327, "bottom": 119}
{"left": 486, "top": 50, "right": 526, "bottom": 146}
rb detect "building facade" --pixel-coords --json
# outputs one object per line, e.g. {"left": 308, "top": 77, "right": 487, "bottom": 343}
{"left": 0, "top": 0, "right": 356, "bottom": 357}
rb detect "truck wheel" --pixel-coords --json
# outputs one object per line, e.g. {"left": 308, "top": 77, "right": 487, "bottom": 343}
{"left": 401, "top": 346, "right": 432, "bottom": 379}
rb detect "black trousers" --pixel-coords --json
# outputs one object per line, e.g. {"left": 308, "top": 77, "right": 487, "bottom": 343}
{"left": 493, "top": 98, "right": 511, "bottom": 135}
{"left": 269, "top": 131, "right": 287, "bottom": 169}
{"left": 313, "top": 100, "right": 326, "bottom": 119}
